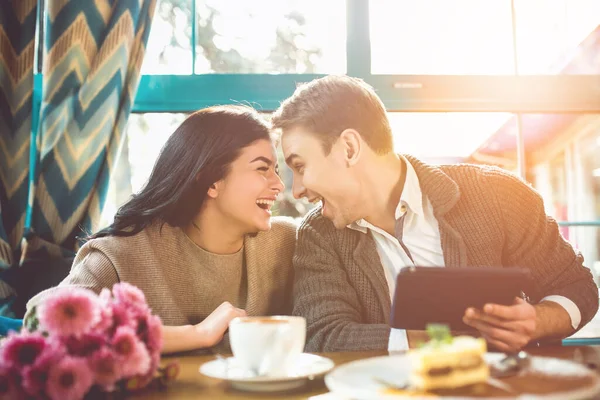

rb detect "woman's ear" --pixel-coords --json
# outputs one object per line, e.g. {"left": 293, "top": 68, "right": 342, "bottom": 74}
{"left": 207, "top": 181, "right": 221, "bottom": 199}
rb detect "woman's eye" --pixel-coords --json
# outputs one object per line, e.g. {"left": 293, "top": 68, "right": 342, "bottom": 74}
{"left": 258, "top": 167, "right": 269, "bottom": 172}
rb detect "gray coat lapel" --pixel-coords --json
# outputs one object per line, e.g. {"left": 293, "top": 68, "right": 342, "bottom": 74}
{"left": 351, "top": 231, "right": 392, "bottom": 323}
{"left": 437, "top": 220, "right": 468, "bottom": 268}
{"left": 404, "top": 155, "right": 468, "bottom": 267}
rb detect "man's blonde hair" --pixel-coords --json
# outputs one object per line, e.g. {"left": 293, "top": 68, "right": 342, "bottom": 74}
{"left": 271, "top": 75, "right": 393, "bottom": 155}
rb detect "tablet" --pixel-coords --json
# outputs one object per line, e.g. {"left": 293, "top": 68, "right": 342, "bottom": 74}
{"left": 390, "top": 266, "right": 534, "bottom": 331}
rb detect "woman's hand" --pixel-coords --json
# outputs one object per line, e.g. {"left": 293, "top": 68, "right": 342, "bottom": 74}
{"left": 195, "top": 301, "right": 247, "bottom": 348}
{"left": 160, "top": 302, "right": 246, "bottom": 353}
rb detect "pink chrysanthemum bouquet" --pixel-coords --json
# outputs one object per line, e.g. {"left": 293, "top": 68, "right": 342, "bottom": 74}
{"left": 0, "top": 283, "right": 178, "bottom": 400}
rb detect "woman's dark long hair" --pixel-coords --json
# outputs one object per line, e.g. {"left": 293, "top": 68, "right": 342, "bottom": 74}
{"left": 89, "top": 105, "right": 272, "bottom": 240}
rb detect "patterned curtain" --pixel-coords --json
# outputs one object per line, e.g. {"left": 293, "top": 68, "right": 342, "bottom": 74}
{"left": 0, "top": 0, "right": 155, "bottom": 315}
{"left": 24, "top": 0, "right": 155, "bottom": 259}
{"left": 0, "top": 0, "right": 38, "bottom": 298}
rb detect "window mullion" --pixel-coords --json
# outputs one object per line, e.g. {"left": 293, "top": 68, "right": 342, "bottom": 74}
{"left": 346, "top": 0, "right": 371, "bottom": 78}
{"left": 191, "top": 0, "right": 196, "bottom": 75}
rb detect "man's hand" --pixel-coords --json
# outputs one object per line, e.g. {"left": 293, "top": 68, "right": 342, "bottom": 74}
{"left": 462, "top": 297, "right": 536, "bottom": 352}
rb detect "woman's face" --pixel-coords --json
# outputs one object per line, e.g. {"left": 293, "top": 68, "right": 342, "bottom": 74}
{"left": 212, "top": 139, "right": 284, "bottom": 233}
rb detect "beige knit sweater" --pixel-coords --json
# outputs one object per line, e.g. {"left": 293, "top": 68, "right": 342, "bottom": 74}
{"left": 293, "top": 155, "right": 599, "bottom": 352}
{"left": 26, "top": 218, "right": 297, "bottom": 326}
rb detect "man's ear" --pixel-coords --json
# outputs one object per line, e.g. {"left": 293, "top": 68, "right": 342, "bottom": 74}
{"left": 338, "top": 129, "right": 362, "bottom": 166}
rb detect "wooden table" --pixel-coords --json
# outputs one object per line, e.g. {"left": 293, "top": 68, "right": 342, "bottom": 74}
{"left": 132, "top": 346, "right": 600, "bottom": 399}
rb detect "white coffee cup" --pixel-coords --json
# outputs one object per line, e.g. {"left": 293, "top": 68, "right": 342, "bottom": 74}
{"left": 229, "top": 316, "right": 306, "bottom": 377}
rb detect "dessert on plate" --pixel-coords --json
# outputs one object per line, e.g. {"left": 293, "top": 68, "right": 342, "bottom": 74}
{"left": 408, "top": 325, "right": 489, "bottom": 391}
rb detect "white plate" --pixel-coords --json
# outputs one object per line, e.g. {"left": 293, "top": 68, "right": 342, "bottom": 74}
{"left": 325, "top": 352, "right": 600, "bottom": 400}
{"left": 200, "top": 353, "right": 335, "bottom": 392}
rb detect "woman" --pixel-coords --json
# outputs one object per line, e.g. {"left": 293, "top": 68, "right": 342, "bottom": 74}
{"left": 26, "top": 105, "right": 296, "bottom": 353}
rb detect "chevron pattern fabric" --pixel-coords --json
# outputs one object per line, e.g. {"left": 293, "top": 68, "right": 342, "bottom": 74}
{"left": 0, "top": 0, "right": 37, "bottom": 270}
{"left": 24, "top": 0, "right": 155, "bottom": 260}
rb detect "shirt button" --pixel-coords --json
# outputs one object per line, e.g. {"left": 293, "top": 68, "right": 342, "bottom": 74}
{"left": 400, "top": 205, "right": 407, "bottom": 213}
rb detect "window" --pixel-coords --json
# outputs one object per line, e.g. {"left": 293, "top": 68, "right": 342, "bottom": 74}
{"left": 528, "top": 115, "right": 600, "bottom": 280}
{"left": 142, "top": 1, "right": 193, "bottom": 74}
{"left": 369, "top": 0, "right": 600, "bottom": 75}
{"left": 387, "top": 112, "right": 511, "bottom": 160}
{"left": 126, "top": 113, "right": 188, "bottom": 192}
{"left": 142, "top": 0, "right": 346, "bottom": 75}
{"left": 513, "top": 0, "right": 600, "bottom": 74}
{"left": 370, "top": 0, "right": 515, "bottom": 75}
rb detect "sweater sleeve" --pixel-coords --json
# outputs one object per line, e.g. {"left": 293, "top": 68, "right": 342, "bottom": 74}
{"left": 24, "top": 247, "right": 120, "bottom": 322}
{"left": 292, "top": 212, "right": 391, "bottom": 352}
{"left": 486, "top": 168, "right": 599, "bottom": 330}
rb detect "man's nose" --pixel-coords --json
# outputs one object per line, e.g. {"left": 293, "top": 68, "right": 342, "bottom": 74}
{"left": 292, "top": 179, "right": 306, "bottom": 200}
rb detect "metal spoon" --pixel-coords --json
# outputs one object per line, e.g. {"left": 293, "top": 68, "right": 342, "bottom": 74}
{"left": 373, "top": 376, "right": 410, "bottom": 391}
{"left": 490, "top": 351, "right": 531, "bottom": 378}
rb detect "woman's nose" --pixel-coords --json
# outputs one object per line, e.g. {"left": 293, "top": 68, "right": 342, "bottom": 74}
{"left": 272, "top": 172, "right": 285, "bottom": 193}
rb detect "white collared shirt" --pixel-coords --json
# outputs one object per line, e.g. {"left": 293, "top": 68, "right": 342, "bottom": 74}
{"left": 348, "top": 156, "right": 581, "bottom": 352}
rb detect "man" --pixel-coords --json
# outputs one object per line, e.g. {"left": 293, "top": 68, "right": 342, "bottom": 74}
{"left": 271, "top": 75, "right": 599, "bottom": 353}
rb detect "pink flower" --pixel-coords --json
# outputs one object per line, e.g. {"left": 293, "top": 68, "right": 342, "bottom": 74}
{"left": 105, "top": 302, "right": 135, "bottom": 337}
{"left": 0, "top": 331, "right": 47, "bottom": 369}
{"left": 38, "top": 287, "right": 100, "bottom": 337}
{"left": 132, "top": 311, "right": 163, "bottom": 353}
{"left": 63, "top": 333, "right": 106, "bottom": 357}
{"left": 93, "top": 289, "right": 114, "bottom": 332}
{"left": 112, "top": 326, "right": 151, "bottom": 377}
{"left": 111, "top": 326, "right": 137, "bottom": 358}
{"left": 22, "top": 338, "right": 65, "bottom": 396}
{"left": 145, "top": 314, "right": 163, "bottom": 353}
{"left": 46, "top": 356, "right": 93, "bottom": 400}
{"left": 131, "top": 346, "right": 162, "bottom": 390}
{"left": 126, "top": 340, "right": 151, "bottom": 377}
{"left": 112, "top": 282, "right": 148, "bottom": 313}
{"left": 149, "top": 351, "right": 162, "bottom": 381}
{"left": 99, "top": 287, "right": 112, "bottom": 304}
{"left": 89, "top": 347, "right": 121, "bottom": 391}
{"left": 0, "top": 364, "right": 25, "bottom": 400}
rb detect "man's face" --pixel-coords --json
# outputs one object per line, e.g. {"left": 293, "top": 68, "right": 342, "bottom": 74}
{"left": 282, "top": 127, "right": 363, "bottom": 229}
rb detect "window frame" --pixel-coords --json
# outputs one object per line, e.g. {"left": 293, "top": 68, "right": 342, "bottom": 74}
{"left": 132, "top": 0, "right": 600, "bottom": 113}
{"left": 29, "top": 0, "right": 600, "bottom": 229}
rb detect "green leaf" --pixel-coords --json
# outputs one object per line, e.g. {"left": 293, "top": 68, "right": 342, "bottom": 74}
{"left": 23, "top": 306, "right": 40, "bottom": 332}
{"left": 426, "top": 323, "right": 453, "bottom": 344}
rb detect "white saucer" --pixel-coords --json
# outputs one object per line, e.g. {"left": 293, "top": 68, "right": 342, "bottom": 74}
{"left": 199, "top": 353, "right": 335, "bottom": 392}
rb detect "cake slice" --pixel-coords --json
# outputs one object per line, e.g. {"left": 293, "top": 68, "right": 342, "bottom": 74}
{"left": 408, "top": 326, "right": 489, "bottom": 391}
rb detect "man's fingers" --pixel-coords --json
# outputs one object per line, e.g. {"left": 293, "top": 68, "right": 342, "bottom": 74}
{"left": 513, "top": 297, "right": 527, "bottom": 305}
{"left": 464, "top": 309, "right": 522, "bottom": 331}
{"left": 463, "top": 317, "right": 530, "bottom": 350}
{"left": 481, "top": 334, "right": 520, "bottom": 353}
{"left": 480, "top": 301, "right": 532, "bottom": 321}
